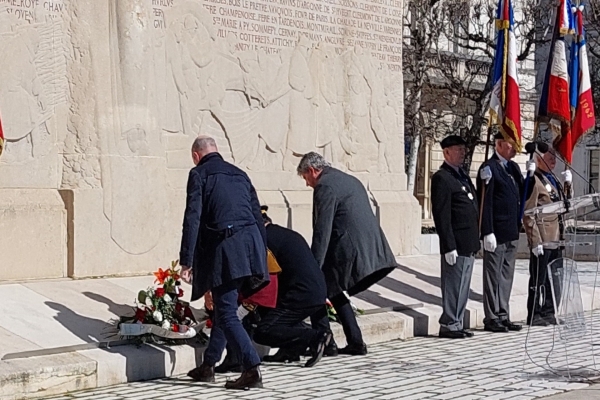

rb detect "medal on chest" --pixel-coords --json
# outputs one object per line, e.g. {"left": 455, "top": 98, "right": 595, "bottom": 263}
{"left": 462, "top": 186, "right": 474, "bottom": 200}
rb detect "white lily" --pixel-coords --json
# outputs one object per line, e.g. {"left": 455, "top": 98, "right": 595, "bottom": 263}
{"left": 153, "top": 310, "right": 163, "bottom": 322}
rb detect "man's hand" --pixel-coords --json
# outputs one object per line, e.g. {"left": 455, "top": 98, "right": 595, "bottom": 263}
{"left": 561, "top": 170, "right": 573, "bottom": 183}
{"left": 181, "top": 266, "right": 193, "bottom": 285}
{"left": 532, "top": 245, "right": 544, "bottom": 257}
{"left": 444, "top": 250, "right": 458, "bottom": 266}
{"left": 483, "top": 234, "right": 497, "bottom": 252}
{"left": 204, "top": 291, "right": 214, "bottom": 311}
{"left": 480, "top": 166, "right": 492, "bottom": 185}
{"left": 526, "top": 160, "right": 536, "bottom": 174}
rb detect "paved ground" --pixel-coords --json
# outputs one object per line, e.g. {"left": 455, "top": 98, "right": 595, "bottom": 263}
{"left": 42, "top": 319, "right": 600, "bottom": 400}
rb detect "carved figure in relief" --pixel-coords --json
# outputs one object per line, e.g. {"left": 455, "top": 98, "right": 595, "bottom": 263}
{"left": 0, "top": 14, "right": 51, "bottom": 163}
{"left": 284, "top": 36, "right": 317, "bottom": 171}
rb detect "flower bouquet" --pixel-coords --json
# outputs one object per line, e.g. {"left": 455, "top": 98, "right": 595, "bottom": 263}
{"left": 326, "top": 296, "right": 365, "bottom": 323}
{"left": 117, "top": 260, "right": 202, "bottom": 344}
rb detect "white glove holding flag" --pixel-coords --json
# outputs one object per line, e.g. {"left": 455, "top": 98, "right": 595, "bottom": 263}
{"left": 483, "top": 234, "right": 497, "bottom": 252}
{"left": 480, "top": 166, "right": 492, "bottom": 185}
{"left": 445, "top": 250, "right": 458, "bottom": 266}
{"left": 561, "top": 170, "right": 573, "bottom": 183}
{"left": 526, "top": 160, "right": 536, "bottom": 175}
{"left": 532, "top": 245, "right": 544, "bottom": 257}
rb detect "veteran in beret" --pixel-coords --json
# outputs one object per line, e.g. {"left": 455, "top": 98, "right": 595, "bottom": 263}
{"left": 431, "top": 135, "right": 480, "bottom": 339}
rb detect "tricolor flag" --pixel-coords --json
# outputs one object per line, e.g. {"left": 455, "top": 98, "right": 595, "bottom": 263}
{"left": 0, "top": 111, "right": 4, "bottom": 158}
{"left": 489, "top": 0, "right": 522, "bottom": 151}
{"left": 537, "top": 0, "right": 573, "bottom": 147}
{"left": 557, "top": 4, "right": 596, "bottom": 163}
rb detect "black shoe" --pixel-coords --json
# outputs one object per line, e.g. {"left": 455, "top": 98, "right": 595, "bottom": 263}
{"left": 439, "top": 330, "right": 467, "bottom": 339}
{"left": 215, "top": 356, "right": 243, "bottom": 374}
{"left": 224, "top": 366, "right": 263, "bottom": 390}
{"left": 263, "top": 349, "right": 300, "bottom": 363}
{"left": 324, "top": 341, "right": 338, "bottom": 357}
{"left": 338, "top": 343, "right": 367, "bottom": 356}
{"left": 305, "top": 331, "right": 332, "bottom": 368}
{"left": 187, "top": 363, "right": 215, "bottom": 382}
{"left": 461, "top": 329, "right": 475, "bottom": 337}
{"left": 529, "top": 315, "right": 550, "bottom": 326}
{"left": 502, "top": 320, "right": 523, "bottom": 331}
{"left": 484, "top": 321, "right": 509, "bottom": 333}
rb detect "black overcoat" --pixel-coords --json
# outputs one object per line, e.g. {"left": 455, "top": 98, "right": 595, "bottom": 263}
{"left": 430, "top": 163, "right": 480, "bottom": 256}
{"left": 179, "top": 153, "right": 268, "bottom": 301}
{"left": 476, "top": 153, "right": 524, "bottom": 245}
{"left": 311, "top": 167, "right": 396, "bottom": 298}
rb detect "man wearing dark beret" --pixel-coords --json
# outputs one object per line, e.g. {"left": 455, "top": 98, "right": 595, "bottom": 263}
{"left": 430, "top": 135, "right": 480, "bottom": 339}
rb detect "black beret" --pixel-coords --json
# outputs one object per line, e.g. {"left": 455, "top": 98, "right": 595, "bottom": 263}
{"left": 440, "top": 135, "right": 466, "bottom": 149}
{"left": 494, "top": 132, "right": 505, "bottom": 140}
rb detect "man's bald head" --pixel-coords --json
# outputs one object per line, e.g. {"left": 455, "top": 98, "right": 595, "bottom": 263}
{"left": 191, "top": 136, "right": 218, "bottom": 165}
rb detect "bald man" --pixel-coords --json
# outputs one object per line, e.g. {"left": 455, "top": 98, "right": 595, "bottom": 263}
{"left": 179, "top": 136, "right": 268, "bottom": 389}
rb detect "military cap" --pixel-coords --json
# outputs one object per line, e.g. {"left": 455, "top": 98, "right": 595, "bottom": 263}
{"left": 440, "top": 135, "right": 466, "bottom": 149}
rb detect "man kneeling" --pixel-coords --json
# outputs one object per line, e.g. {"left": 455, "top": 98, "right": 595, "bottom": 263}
{"left": 253, "top": 207, "right": 332, "bottom": 367}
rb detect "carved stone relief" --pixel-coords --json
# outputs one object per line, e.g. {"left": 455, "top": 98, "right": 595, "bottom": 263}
{"left": 0, "top": 2, "right": 67, "bottom": 165}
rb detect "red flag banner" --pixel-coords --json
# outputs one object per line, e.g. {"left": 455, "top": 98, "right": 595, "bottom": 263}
{"left": 0, "top": 111, "right": 4, "bottom": 158}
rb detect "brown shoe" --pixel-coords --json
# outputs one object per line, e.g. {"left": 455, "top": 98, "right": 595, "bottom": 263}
{"left": 187, "top": 363, "right": 215, "bottom": 382}
{"left": 224, "top": 366, "right": 263, "bottom": 390}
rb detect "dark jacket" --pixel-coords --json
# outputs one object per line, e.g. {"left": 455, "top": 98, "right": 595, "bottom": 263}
{"left": 266, "top": 223, "right": 327, "bottom": 309}
{"left": 477, "top": 153, "right": 524, "bottom": 244}
{"left": 179, "top": 152, "right": 268, "bottom": 301}
{"left": 431, "top": 163, "right": 480, "bottom": 256}
{"left": 311, "top": 167, "right": 396, "bottom": 298}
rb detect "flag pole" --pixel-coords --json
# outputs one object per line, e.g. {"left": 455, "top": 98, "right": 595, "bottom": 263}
{"left": 478, "top": 125, "right": 493, "bottom": 234}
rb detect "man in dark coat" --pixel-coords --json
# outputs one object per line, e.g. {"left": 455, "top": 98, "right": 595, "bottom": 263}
{"left": 297, "top": 152, "right": 397, "bottom": 355}
{"left": 431, "top": 135, "right": 480, "bottom": 339}
{"left": 253, "top": 207, "right": 332, "bottom": 368}
{"left": 477, "top": 132, "right": 532, "bottom": 333}
{"left": 179, "top": 136, "right": 268, "bottom": 390}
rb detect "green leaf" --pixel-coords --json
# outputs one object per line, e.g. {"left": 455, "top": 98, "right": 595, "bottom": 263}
{"left": 137, "top": 290, "right": 147, "bottom": 303}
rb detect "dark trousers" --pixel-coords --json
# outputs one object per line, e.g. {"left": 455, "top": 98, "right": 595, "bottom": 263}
{"left": 254, "top": 305, "right": 325, "bottom": 353}
{"left": 439, "top": 255, "right": 474, "bottom": 332}
{"left": 203, "top": 280, "right": 261, "bottom": 369}
{"left": 328, "top": 293, "right": 363, "bottom": 347}
{"left": 483, "top": 240, "right": 518, "bottom": 324}
{"left": 527, "top": 249, "right": 563, "bottom": 322}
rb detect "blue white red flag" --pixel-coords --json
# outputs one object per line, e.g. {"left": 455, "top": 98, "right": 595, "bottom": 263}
{"left": 558, "top": 4, "right": 596, "bottom": 163}
{"left": 537, "top": 0, "right": 573, "bottom": 144}
{"left": 489, "top": 0, "right": 522, "bottom": 151}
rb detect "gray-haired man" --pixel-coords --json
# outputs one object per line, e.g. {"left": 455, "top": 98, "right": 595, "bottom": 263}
{"left": 297, "top": 152, "right": 397, "bottom": 355}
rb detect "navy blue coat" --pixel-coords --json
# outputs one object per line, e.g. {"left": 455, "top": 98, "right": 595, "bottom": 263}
{"left": 179, "top": 153, "right": 268, "bottom": 301}
{"left": 476, "top": 153, "right": 524, "bottom": 245}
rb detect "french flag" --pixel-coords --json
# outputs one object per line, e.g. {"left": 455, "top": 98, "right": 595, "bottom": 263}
{"left": 489, "top": 0, "right": 522, "bottom": 151}
{"left": 537, "top": 0, "right": 572, "bottom": 147}
{"left": 558, "top": 4, "right": 596, "bottom": 163}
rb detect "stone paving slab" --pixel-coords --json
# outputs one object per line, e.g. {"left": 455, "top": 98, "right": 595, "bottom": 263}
{"left": 40, "top": 324, "right": 600, "bottom": 400}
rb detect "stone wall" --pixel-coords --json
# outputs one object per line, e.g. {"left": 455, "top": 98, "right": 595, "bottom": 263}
{"left": 0, "top": 0, "right": 420, "bottom": 280}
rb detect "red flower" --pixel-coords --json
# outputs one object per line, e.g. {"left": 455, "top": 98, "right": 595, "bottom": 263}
{"left": 175, "top": 302, "right": 183, "bottom": 312}
{"left": 155, "top": 288, "right": 165, "bottom": 297}
{"left": 135, "top": 308, "right": 146, "bottom": 322}
{"left": 172, "top": 324, "right": 180, "bottom": 332}
{"left": 206, "top": 319, "right": 213, "bottom": 328}
{"left": 178, "top": 289, "right": 184, "bottom": 298}
{"left": 154, "top": 268, "right": 169, "bottom": 284}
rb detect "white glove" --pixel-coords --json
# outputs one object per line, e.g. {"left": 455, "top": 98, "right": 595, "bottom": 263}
{"left": 561, "top": 170, "right": 573, "bottom": 183}
{"left": 526, "top": 160, "right": 536, "bottom": 174}
{"left": 444, "top": 250, "right": 458, "bottom": 265}
{"left": 483, "top": 233, "right": 497, "bottom": 252}
{"left": 480, "top": 166, "right": 492, "bottom": 185}
{"left": 532, "top": 245, "right": 544, "bottom": 257}
{"left": 236, "top": 305, "right": 250, "bottom": 320}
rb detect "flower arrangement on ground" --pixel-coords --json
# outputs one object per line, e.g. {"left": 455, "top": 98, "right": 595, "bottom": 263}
{"left": 117, "top": 260, "right": 202, "bottom": 343}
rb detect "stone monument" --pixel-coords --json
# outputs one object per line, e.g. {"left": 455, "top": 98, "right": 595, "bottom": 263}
{"left": 0, "top": 0, "right": 420, "bottom": 281}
